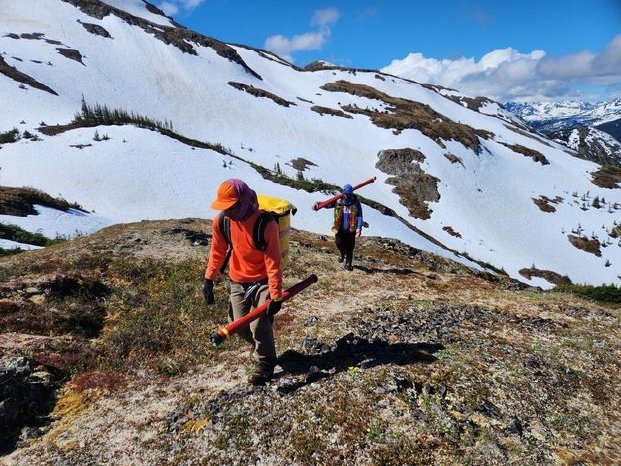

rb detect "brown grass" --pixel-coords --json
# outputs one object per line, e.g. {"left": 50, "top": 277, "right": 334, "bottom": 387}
{"left": 567, "top": 234, "right": 602, "bottom": 257}
{"left": 591, "top": 166, "right": 621, "bottom": 189}
{"left": 500, "top": 142, "right": 549, "bottom": 165}
{"left": 519, "top": 267, "right": 572, "bottom": 286}
{"left": 310, "top": 105, "right": 352, "bottom": 118}
{"left": 321, "top": 80, "right": 494, "bottom": 153}
{"left": 532, "top": 195, "right": 563, "bottom": 213}
{"left": 228, "top": 81, "right": 295, "bottom": 107}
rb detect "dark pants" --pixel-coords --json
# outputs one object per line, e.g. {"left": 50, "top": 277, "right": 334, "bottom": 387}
{"left": 228, "top": 280, "right": 276, "bottom": 372}
{"left": 335, "top": 229, "right": 356, "bottom": 265}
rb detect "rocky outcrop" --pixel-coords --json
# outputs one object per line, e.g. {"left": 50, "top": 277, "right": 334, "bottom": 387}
{"left": 0, "top": 357, "right": 59, "bottom": 454}
{"left": 79, "top": 21, "right": 111, "bottom": 38}
{"left": 376, "top": 148, "right": 439, "bottom": 219}
{"left": 376, "top": 148, "right": 425, "bottom": 176}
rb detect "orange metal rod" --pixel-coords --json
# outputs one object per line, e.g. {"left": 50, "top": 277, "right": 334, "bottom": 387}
{"left": 210, "top": 274, "right": 318, "bottom": 346}
{"left": 312, "top": 176, "right": 377, "bottom": 211}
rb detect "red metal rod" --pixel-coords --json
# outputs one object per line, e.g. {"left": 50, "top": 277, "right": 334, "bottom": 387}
{"left": 210, "top": 274, "right": 318, "bottom": 346}
{"left": 312, "top": 176, "right": 377, "bottom": 211}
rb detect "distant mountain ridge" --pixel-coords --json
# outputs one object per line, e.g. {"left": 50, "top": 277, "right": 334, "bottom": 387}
{"left": 505, "top": 98, "right": 621, "bottom": 130}
{"left": 504, "top": 99, "right": 621, "bottom": 166}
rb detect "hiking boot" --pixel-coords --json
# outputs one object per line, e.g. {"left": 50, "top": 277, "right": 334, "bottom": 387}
{"left": 345, "top": 262, "right": 353, "bottom": 271}
{"left": 248, "top": 366, "right": 274, "bottom": 386}
{"left": 337, "top": 254, "right": 345, "bottom": 263}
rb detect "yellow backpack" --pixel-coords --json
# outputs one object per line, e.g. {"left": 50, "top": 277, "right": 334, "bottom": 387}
{"left": 257, "top": 195, "right": 297, "bottom": 268}
{"left": 218, "top": 195, "right": 297, "bottom": 270}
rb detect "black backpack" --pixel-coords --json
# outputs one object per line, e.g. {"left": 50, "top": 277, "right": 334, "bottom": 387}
{"left": 217, "top": 212, "right": 276, "bottom": 273}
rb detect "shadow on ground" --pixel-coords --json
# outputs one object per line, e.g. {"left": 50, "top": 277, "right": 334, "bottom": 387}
{"left": 276, "top": 333, "right": 443, "bottom": 394}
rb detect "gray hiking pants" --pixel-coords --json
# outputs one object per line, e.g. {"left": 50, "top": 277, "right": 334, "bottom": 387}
{"left": 228, "top": 280, "right": 276, "bottom": 371}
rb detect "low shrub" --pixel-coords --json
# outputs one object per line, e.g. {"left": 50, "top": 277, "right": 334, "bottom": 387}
{"left": 0, "top": 128, "right": 20, "bottom": 144}
{"left": 552, "top": 283, "right": 621, "bottom": 303}
{"left": 0, "top": 223, "right": 50, "bottom": 246}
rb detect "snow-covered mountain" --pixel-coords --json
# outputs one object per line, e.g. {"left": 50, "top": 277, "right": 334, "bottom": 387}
{"left": 1, "top": 0, "right": 620, "bottom": 288}
{"left": 548, "top": 127, "right": 621, "bottom": 167}
{"left": 505, "top": 99, "right": 621, "bottom": 166}
{"left": 505, "top": 99, "right": 621, "bottom": 137}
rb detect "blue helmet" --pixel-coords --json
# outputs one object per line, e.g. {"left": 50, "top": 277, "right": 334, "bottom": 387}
{"left": 343, "top": 184, "right": 353, "bottom": 195}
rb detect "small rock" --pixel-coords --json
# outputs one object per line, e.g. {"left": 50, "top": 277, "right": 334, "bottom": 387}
{"left": 395, "top": 378, "right": 414, "bottom": 392}
{"left": 304, "top": 316, "right": 319, "bottom": 327}
{"left": 507, "top": 418, "right": 523, "bottom": 436}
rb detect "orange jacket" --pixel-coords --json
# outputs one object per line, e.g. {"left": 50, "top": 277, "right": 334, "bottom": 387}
{"left": 205, "top": 211, "right": 283, "bottom": 300}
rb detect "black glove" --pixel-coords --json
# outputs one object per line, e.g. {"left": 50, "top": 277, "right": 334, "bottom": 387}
{"left": 203, "top": 279, "right": 215, "bottom": 305}
{"left": 267, "top": 298, "right": 282, "bottom": 316}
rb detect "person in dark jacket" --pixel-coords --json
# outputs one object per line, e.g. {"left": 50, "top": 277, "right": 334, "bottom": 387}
{"left": 325, "top": 184, "right": 363, "bottom": 271}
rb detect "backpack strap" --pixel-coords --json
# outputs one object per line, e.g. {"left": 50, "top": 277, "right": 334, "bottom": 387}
{"left": 218, "top": 213, "right": 232, "bottom": 274}
{"left": 253, "top": 212, "right": 276, "bottom": 251}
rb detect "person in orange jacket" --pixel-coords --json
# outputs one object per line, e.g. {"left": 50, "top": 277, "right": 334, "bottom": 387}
{"left": 203, "top": 179, "right": 283, "bottom": 386}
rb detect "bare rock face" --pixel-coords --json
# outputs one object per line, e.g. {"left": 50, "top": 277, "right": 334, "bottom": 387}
{"left": 376, "top": 148, "right": 426, "bottom": 176}
{"left": 376, "top": 149, "right": 440, "bottom": 219}
{"left": 0, "top": 357, "right": 59, "bottom": 454}
{"left": 80, "top": 22, "right": 112, "bottom": 38}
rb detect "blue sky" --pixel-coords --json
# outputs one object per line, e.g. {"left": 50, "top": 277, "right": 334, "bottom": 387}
{"left": 160, "top": 0, "right": 621, "bottom": 102}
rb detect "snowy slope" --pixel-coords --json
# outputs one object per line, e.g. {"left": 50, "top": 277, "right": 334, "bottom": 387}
{"left": 1, "top": 0, "right": 620, "bottom": 287}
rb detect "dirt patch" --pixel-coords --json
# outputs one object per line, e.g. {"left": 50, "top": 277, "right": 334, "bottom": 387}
{"left": 321, "top": 80, "right": 493, "bottom": 153}
{"left": 519, "top": 267, "right": 572, "bottom": 286}
{"left": 532, "top": 195, "right": 563, "bottom": 213}
{"left": 0, "top": 56, "right": 57, "bottom": 95}
{"left": 500, "top": 142, "right": 549, "bottom": 165}
{"left": 228, "top": 82, "right": 295, "bottom": 107}
{"left": 310, "top": 105, "right": 352, "bottom": 119}
{"left": 567, "top": 234, "right": 602, "bottom": 257}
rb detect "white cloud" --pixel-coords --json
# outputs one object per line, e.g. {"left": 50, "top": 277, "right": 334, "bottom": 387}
{"left": 264, "top": 8, "right": 340, "bottom": 63}
{"left": 311, "top": 8, "right": 339, "bottom": 28}
{"left": 158, "top": 0, "right": 205, "bottom": 16}
{"left": 381, "top": 34, "right": 621, "bottom": 102}
{"left": 159, "top": 1, "right": 179, "bottom": 16}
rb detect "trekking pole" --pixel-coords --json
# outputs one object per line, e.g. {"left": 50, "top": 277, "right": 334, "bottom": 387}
{"left": 312, "top": 176, "right": 377, "bottom": 211}
{"left": 210, "top": 274, "right": 318, "bottom": 347}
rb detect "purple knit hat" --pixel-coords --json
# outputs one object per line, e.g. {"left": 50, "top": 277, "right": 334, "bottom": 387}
{"left": 224, "top": 179, "right": 258, "bottom": 220}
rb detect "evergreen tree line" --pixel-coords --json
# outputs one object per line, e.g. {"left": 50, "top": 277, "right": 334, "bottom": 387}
{"left": 74, "top": 97, "right": 174, "bottom": 132}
